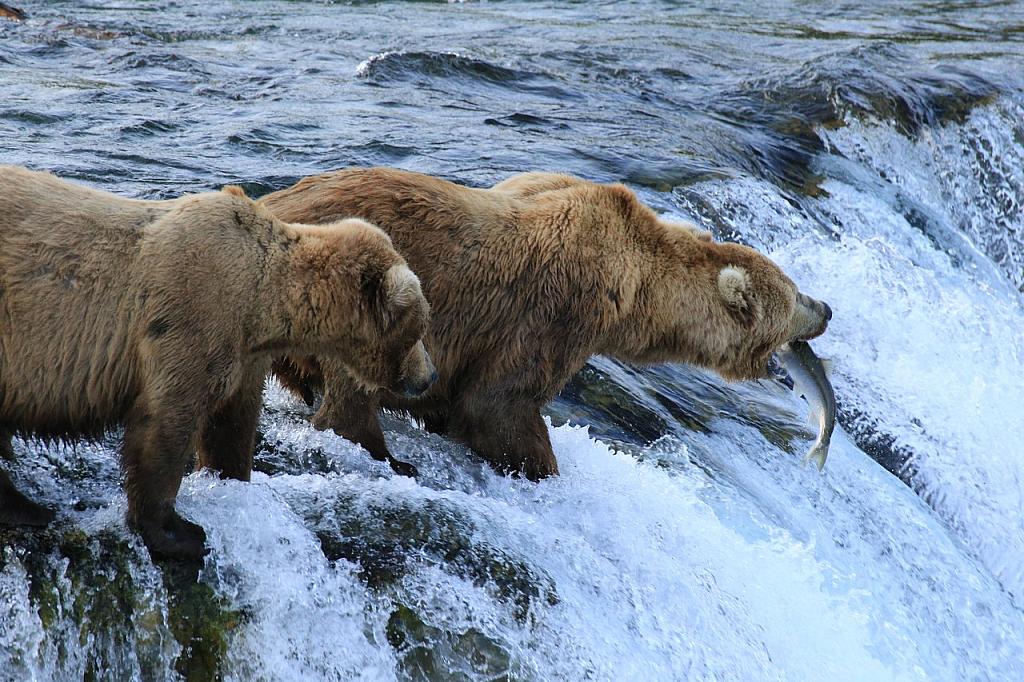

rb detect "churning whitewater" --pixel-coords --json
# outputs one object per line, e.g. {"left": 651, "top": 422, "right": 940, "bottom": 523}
{"left": 1, "top": 1, "right": 1023, "bottom": 680}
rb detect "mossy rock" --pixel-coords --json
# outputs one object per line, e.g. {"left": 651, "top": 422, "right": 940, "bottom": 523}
{"left": 158, "top": 559, "right": 240, "bottom": 682}
{"left": 0, "top": 523, "right": 241, "bottom": 680}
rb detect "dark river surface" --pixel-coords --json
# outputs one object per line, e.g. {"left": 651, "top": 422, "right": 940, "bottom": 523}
{"left": 1, "top": 2, "right": 1023, "bottom": 680}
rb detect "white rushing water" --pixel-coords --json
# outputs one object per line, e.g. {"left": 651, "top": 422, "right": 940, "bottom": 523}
{"left": 687, "top": 97, "right": 1024, "bottom": 607}
{"left": 3, "top": 100, "right": 1024, "bottom": 681}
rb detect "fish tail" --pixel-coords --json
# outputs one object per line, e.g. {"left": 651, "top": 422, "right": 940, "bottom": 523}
{"left": 803, "top": 443, "right": 829, "bottom": 471}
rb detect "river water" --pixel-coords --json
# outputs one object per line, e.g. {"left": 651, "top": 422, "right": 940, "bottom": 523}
{"left": 1, "top": 1, "right": 1023, "bottom": 680}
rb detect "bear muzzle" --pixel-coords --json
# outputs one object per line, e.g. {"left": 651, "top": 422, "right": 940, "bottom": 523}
{"left": 397, "top": 341, "right": 437, "bottom": 397}
{"left": 402, "top": 368, "right": 439, "bottom": 398}
{"left": 790, "top": 292, "right": 832, "bottom": 341}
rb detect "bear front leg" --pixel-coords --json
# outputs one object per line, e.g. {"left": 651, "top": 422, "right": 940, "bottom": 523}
{"left": 313, "top": 368, "right": 417, "bottom": 477}
{"left": 122, "top": 400, "right": 207, "bottom": 561}
{"left": 450, "top": 398, "right": 559, "bottom": 481}
{"left": 197, "top": 371, "right": 264, "bottom": 481}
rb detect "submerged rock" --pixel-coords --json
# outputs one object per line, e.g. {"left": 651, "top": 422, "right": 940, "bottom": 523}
{"left": 385, "top": 603, "right": 512, "bottom": 682}
{"left": 312, "top": 495, "right": 559, "bottom": 623}
{"left": 551, "top": 358, "right": 811, "bottom": 465}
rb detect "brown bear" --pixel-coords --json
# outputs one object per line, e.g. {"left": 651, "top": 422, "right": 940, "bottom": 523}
{"left": 0, "top": 166, "right": 434, "bottom": 560}
{"left": 262, "top": 168, "right": 832, "bottom": 481}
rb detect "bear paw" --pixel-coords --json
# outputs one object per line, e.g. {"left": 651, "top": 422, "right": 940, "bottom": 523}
{"left": 0, "top": 490, "right": 55, "bottom": 528}
{"left": 137, "top": 512, "right": 208, "bottom": 562}
{"left": 387, "top": 458, "right": 419, "bottom": 478}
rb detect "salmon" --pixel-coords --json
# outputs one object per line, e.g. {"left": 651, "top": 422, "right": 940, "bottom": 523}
{"left": 778, "top": 340, "right": 836, "bottom": 470}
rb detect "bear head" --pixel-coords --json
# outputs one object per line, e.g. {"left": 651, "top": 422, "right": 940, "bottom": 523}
{"left": 707, "top": 241, "right": 831, "bottom": 380}
{"left": 607, "top": 199, "right": 831, "bottom": 382}
{"left": 288, "top": 218, "right": 436, "bottom": 396}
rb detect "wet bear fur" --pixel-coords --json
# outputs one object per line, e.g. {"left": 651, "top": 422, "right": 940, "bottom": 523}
{"left": 262, "top": 168, "right": 831, "bottom": 480}
{"left": 0, "top": 166, "right": 432, "bottom": 559}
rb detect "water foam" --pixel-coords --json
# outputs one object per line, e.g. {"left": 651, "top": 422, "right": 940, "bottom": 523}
{"left": 175, "top": 393, "right": 1023, "bottom": 680}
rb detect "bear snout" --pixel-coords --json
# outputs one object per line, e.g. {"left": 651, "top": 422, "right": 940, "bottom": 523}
{"left": 400, "top": 369, "right": 437, "bottom": 397}
{"left": 791, "top": 293, "right": 831, "bottom": 341}
{"left": 405, "top": 369, "right": 439, "bottom": 397}
{"left": 398, "top": 342, "right": 437, "bottom": 397}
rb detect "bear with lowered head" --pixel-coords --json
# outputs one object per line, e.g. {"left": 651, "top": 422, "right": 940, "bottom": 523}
{"left": 262, "top": 168, "right": 831, "bottom": 481}
{"left": 0, "top": 166, "right": 434, "bottom": 560}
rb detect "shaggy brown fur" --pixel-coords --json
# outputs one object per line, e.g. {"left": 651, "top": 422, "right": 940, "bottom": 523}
{"left": 261, "top": 168, "right": 831, "bottom": 480}
{"left": 0, "top": 166, "right": 433, "bottom": 559}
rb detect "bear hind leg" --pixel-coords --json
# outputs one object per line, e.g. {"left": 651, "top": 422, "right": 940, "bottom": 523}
{"left": 0, "top": 432, "right": 55, "bottom": 527}
{"left": 197, "top": 372, "right": 263, "bottom": 482}
{"left": 451, "top": 398, "right": 558, "bottom": 481}
{"left": 1, "top": 431, "right": 15, "bottom": 462}
{"left": 271, "top": 356, "right": 319, "bottom": 406}
{"left": 0, "top": 467, "right": 55, "bottom": 527}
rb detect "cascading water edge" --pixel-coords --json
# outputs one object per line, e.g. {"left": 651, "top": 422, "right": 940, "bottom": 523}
{"left": 678, "top": 95, "right": 1024, "bottom": 611}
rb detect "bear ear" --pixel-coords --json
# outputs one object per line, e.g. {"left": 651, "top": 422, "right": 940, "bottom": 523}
{"left": 380, "top": 264, "right": 424, "bottom": 325}
{"left": 718, "top": 265, "right": 756, "bottom": 325}
{"left": 221, "top": 185, "right": 247, "bottom": 198}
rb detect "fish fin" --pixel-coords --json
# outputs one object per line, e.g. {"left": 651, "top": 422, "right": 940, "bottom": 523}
{"left": 821, "top": 359, "right": 834, "bottom": 376}
{"left": 803, "top": 444, "right": 829, "bottom": 471}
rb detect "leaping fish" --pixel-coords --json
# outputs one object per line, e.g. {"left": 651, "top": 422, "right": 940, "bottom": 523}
{"left": 776, "top": 340, "right": 836, "bottom": 470}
